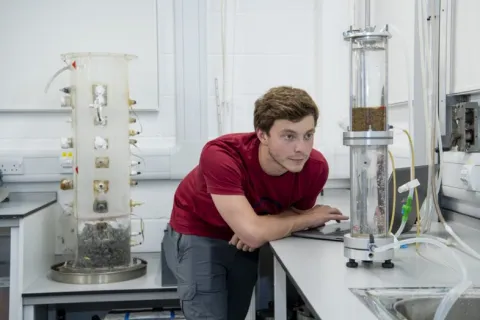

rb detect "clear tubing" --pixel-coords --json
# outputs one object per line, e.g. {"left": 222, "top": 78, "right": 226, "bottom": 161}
{"left": 393, "top": 188, "right": 413, "bottom": 238}
{"left": 423, "top": 230, "right": 480, "bottom": 262}
{"left": 373, "top": 237, "right": 467, "bottom": 279}
{"left": 426, "top": 0, "right": 442, "bottom": 233}
{"left": 434, "top": 280, "right": 472, "bottom": 320}
{"left": 416, "top": 0, "right": 480, "bottom": 262}
{"left": 417, "top": 0, "right": 440, "bottom": 234}
{"left": 414, "top": 4, "right": 478, "bottom": 317}
{"left": 394, "top": 220, "right": 406, "bottom": 238}
{"left": 387, "top": 24, "right": 421, "bottom": 237}
{"left": 422, "top": 112, "right": 444, "bottom": 233}
{"left": 428, "top": 4, "right": 443, "bottom": 233}
{"left": 401, "top": 4, "right": 477, "bottom": 305}
{"left": 373, "top": 237, "right": 471, "bottom": 320}
{"left": 418, "top": 0, "right": 434, "bottom": 233}
{"left": 44, "top": 64, "right": 71, "bottom": 93}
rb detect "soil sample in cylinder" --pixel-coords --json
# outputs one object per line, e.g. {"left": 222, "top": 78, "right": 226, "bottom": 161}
{"left": 352, "top": 106, "right": 386, "bottom": 131}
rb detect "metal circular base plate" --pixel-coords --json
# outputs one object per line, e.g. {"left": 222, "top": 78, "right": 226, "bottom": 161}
{"left": 343, "top": 130, "right": 394, "bottom": 146}
{"left": 343, "top": 233, "right": 395, "bottom": 262}
{"left": 344, "top": 233, "right": 394, "bottom": 249}
{"left": 344, "top": 246, "right": 394, "bottom": 262}
{"left": 343, "top": 26, "right": 392, "bottom": 41}
{"left": 50, "top": 257, "right": 147, "bottom": 284}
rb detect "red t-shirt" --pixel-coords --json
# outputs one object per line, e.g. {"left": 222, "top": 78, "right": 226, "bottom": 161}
{"left": 169, "top": 132, "right": 329, "bottom": 241}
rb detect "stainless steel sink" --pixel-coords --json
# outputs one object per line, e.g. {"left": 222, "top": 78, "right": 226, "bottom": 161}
{"left": 350, "top": 287, "right": 480, "bottom": 320}
{"left": 394, "top": 296, "right": 480, "bottom": 320}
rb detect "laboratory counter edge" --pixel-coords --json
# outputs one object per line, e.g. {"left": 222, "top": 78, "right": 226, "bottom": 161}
{"left": 22, "top": 253, "right": 178, "bottom": 305}
{"left": 0, "top": 192, "right": 57, "bottom": 227}
{"left": 269, "top": 189, "right": 480, "bottom": 320}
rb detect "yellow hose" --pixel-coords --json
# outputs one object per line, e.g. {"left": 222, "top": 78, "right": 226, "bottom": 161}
{"left": 387, "top": 129, "right": 419, "bottom": 240}
{"left": 402, "top": 130, "right": 420, "bottom": 245}
{"left": 388, "top": 150, "right": 396, "bottom": 234}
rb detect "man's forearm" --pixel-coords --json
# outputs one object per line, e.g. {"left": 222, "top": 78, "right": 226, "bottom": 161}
{"left": 230, "top": 208, "right": 307, "bottom": 249}
{"left": 254, "top": 208, "right": 315, "bottom": 246}
{"left": 275, "top": 207, "right": 304, "bottom": 218}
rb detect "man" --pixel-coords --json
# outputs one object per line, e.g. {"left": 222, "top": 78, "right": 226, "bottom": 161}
{"left": 162, "top": 86, "right": 348, "bottom": 319}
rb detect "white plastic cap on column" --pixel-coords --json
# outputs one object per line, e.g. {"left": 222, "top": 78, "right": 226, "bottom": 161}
{"left": 398, "top": 179, "right": 420, "bottom": 193}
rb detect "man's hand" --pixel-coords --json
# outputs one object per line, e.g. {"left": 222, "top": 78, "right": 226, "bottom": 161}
{"left": 229, "top": 234, "right": 256, "bottom": 252}
{"left": 228, "top": 205, "right": 348, "bottom": 249}
{"left": 305, "top": 205, "right": 349, "bottom": 229}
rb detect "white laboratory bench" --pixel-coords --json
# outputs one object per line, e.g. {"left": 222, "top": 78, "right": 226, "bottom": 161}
{"left": 5, "top": 192, "right": 254, "bottom": 320}
{"left": 270, "top": 189, "right": 480, "bottom": 320}
{"left": 0, "top": 192, "right": 57, "bottom": 320}
{"left": 0, "top": 192, "right": 56, "bottom": 227}
{"left": 22, "top": 253, "right": 178, "bottom": 319}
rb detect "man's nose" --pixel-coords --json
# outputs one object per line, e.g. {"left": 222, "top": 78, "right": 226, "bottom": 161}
{"left": 294, "top": 140, "right": 309, "bottom": 154}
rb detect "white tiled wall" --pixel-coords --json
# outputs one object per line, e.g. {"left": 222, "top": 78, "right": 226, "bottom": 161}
{"left": 207, "top": 0, "right": 317, "bottom": 135}
{"left": 1, "top": 0, "right": 416, "bottom": 254}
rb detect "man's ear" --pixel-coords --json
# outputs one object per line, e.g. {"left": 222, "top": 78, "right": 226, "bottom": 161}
{"left": 256, "top": 129, "right": 268, "bottom": 144}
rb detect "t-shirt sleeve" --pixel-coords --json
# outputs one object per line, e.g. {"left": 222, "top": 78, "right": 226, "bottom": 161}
{"left": 293, "top": 161, "right": 329, "bottom": 210}
{"left": 199, "top": 144, "right": 245, "bottom": 195}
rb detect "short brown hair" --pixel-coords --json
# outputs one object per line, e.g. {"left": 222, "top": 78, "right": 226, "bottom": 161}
{"left": 253, "top": 86, "right": 319, "bottom": 134}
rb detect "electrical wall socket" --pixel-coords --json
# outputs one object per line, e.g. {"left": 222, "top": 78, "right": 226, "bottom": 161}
{"left": 0, "top": 158, "right": 24, "bottom": 175}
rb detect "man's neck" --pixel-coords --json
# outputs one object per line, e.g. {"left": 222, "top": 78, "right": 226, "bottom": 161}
{"left": 258, "top": 144, "right": 287, "bottom": 176}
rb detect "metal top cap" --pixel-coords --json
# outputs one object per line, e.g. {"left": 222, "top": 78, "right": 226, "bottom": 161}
{"left": 343, "top": 25, "right": 392, "bottom": 41}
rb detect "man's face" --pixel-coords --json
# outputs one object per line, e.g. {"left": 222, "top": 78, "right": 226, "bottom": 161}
{"left": 257, "top": 116, "right": 316, "bottom": 174}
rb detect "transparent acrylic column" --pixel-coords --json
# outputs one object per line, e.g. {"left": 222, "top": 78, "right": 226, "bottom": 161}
{"left": 350, "top": 36, "right": 388, "bottom": 132}
{"left": 348, "top": 33, "right": 390, "bottom": 239}
{"left": 343, "top": 25, "right": 394, "bottom": 266}
{"left": 350, "top": 145, "right": 388, "bottom": 238}
{"left": 65, "top": 53, "right": 136, "bottom": 269}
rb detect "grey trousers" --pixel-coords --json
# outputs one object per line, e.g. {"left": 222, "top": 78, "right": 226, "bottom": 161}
{"left": 162, "top": 224, "right": 259, "bottom": 320}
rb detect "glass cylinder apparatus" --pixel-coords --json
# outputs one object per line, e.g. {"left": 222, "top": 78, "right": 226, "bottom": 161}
{"left": 350, "top": 146, "right": 388, "bottom": 238}
{"left": 66, "top": 52, "right": 136, "bottom": 270}
{"left": 350, "top": 33, "right": 388, "bottom": 132}
{"left": 343, "top": 26, "right": 393, "bottom": 241}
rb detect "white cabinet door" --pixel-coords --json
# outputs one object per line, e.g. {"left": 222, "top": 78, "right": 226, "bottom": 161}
{"left": 451, "top": 1, "right": 480, "bottom": 94}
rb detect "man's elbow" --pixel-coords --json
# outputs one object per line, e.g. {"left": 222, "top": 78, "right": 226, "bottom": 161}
{"left": 240, "top": 221, "right": 267, "bottom": 249}
{"left": 243, "top": 236, "right": 266, "bottom": 250}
